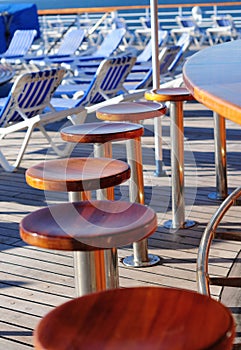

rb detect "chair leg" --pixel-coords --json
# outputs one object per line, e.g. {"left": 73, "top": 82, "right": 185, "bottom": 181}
{"left": 0, "top": 123, "right": 35, "bottom": 172}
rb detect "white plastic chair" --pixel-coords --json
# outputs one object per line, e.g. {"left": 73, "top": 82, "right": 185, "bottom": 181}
{"left": 26, "top": 28, "right": 86, "bottom": 66}
{"left": 52, "top": 55, "right": 138, "bottom": 112}
{"left": 0, "top": 68, "right": 86, "bottom": 172}
{"left": 206, "top": 15, "right": 240, "bottom": 45}
{"left": 0, "top": 29, "right": 37, "bottom": 63}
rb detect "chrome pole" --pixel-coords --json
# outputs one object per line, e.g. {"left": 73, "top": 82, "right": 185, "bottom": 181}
{"left": 123, "top": 137, "right": 160, "bottom": 267}
{"left": 74, "top": 249, "right": 119, "bottom": 296}
{"left": 164, "top": 101, "right": 196, "bottom": 229}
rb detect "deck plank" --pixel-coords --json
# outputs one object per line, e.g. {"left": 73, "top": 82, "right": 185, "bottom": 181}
{"left": 1, "top": 100, "right": 241, "bottom": 348}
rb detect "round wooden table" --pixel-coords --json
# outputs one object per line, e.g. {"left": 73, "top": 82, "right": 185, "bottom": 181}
{"left": 183, "top": 39, "right": 241, "bottom": 200}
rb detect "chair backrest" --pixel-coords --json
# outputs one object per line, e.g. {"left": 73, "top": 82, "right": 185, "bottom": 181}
{"left": 2, "top": 29, "right": 37, "bottom": 58}
{"left": 168, "top": 33, "right": 191, "bottom": 72}
{"left": 92, "top": 28, "right": 126, "bottom": 58}
{"left": 0, "top": 68, "right": 66, "bottom": 127}
{"left": 213, "top": 15, "right": 234, "bottom": 28}
{"left": 177, "top": 16, "right": 197, "bottom": 29}
{"left": 76, "top": 55, "right": 136, "bottom": 106}
{"left": 140, "top": 17, "right": 151, "bottom": 29}
{"left": 56, "top": 29, "right": 85, "bottom": 56}
{"left": 135, "top": 45, "right": 181, "bottom": 90}
{"left": 136, "top": 30, "right": 168, "bottom": 63}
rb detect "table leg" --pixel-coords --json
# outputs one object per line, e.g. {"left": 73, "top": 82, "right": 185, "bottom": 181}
{"left": 208, "top": 112, "right": 228, "bottom": 201}
{"left": 164, "top": 101, "right": 196, "bottom": 229}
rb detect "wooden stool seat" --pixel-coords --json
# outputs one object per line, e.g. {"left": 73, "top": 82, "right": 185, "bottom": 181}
{"left": 61, "top": 122, "right": 144, "bottom": 144}
{"left": 96, "top": 101, "right": 166, "bottom": 122}
{"left": 34, "top": 286, "right": 235, "bottom": 350}
{"left": 20, "top": 200, "right": 157, "bottom": 251}
{"left": 145, "top": 87, "right": 195, "bottom": 102}
{"left": 25, "top": 157, "right": 130, "bottom": 192}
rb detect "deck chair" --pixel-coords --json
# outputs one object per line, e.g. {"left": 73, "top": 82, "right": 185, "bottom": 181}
{"left": 125, "top": 45, "right": 183, "bottom": 88}
{"left": 171, "top": 16, "right": 205, "bottom": 48}
{"left": 135, "top": 30, "right": 168, "bottom": 64}
{"left": 26, "top": 28, "right": 86, "bottom": 66}
{"left": 31, "top": 28, "right": 126, "bottom": 69}
{"left": 0, "top": 68, "right": 86, "bottom": 172}
{"left": 52, "top": 55, "right": 138, "bottom": 112}
{"left": 206, "top": 15, "right": 240, "bottom": 45}
{"left": 0, "top": 29, "right": 37, "bottom": 63}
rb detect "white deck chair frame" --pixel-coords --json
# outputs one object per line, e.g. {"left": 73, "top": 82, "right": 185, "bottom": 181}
{"left": 0, "top": 68, "right": 86, "bottom": 172}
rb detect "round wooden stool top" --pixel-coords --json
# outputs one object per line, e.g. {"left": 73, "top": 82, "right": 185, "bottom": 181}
{"left": 145, "top": 87, "right": 195, "bottom": 102}
{"left": 61, "top": 122, "right": 144, "bottom": 144}
{"left": 26, "top": 157, "right": 130, "bottom": 192}
{"left": 20, "top": 200, "right": 157, "bottom": 251}
{"left": 96, "top": 101, "right": 167, "bottom": 122}
{"left": 34, "top": 286, "right": 235, "bottom": 350}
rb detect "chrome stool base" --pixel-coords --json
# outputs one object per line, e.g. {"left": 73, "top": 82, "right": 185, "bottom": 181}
{"left": 164, "top": 219, "right": 197, "bottom": 230}
{"left": 122, "top": 253, "right": 161, "bottom": 267}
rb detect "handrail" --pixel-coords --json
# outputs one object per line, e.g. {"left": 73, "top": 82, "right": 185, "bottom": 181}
{"left": 38, "top": 2, "right": 241, "bottom": 16}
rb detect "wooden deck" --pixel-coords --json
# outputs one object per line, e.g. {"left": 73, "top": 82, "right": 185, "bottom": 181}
{"left": 1, "top": 100, "right": 241, "bottom": 349}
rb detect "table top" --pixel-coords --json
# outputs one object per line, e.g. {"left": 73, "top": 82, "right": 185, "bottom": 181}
{"left": 183, "top": 39, "right": 241, "bottom": 125}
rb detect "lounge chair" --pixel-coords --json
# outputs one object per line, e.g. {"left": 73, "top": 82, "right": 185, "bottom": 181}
{"left": 68, "top": 29, "right": 168, "bottom": 75}
{"left": 206, "top": 15, "right": 240, "bottom": 45}
{"left": 0, "top": 68, "right": 86, "bottom": 172}
{"left": 0, "top": 29, "right": 37, "bottom": 64}
{"left": 31, "top": 28, "right": 126, "bottom": 69}
{"left": 54, "top": 46, "right": 182, "bottom": 103}
{"left": 26, "top": 28, "right": 86, "bottom": 67}
{"left": 171, "top": 16, "right": 205, "bottom": 48}
{"left": 125, "top": 44, "right": 185, "bottom": 87}
{"left": 52, "top": 55, "right": 139, "bottom": 112}
{"left": 135, "top": 30, "right": 168, "bottom": 64}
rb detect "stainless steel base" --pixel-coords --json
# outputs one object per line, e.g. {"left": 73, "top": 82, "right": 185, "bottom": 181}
{"left": 122, "top": 254, "right": 161, "bottom": 267}
{"left": 163, "top": 219, "right": 197, "bottom": 230}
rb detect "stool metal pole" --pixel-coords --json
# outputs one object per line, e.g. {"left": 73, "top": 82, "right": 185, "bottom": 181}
{"left": 74, "top": 249, "right": 119, "bottom": 297}
{"left": 68, "top": 191, "right": 119, "bottom": 296}
{"left": 164, "top": 101, "right": 196, "bottom": 229}
{"left": 208, "top": 112, "right": 228, "bottom": 201}
{"left": 123, "top": 137, "right": 160, "bottom": 267}
{"left": 94, "top": 143, "right": 114, "bottom": 200}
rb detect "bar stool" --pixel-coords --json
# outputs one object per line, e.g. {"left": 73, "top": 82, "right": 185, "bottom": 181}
{"left": 61, "top": 122, "right": 144, "bottom": 202}
{"left": 96, "top": 101, "right": 167, "bottom": 177}
{"left": 20, "top": 200, "right": 157, "bottom": 298}
{"left": 33, "top": 286, "right": 235, "bottom": 350}
{"left": 145, "top": 87, "right": 196, "bottom": 230}
{"left": 24, "top": 157, "right": 132, "bottom": 296}
{"left": 95, "top": 101, "right": 166, "bottom": 266}
{"left": 61, "top": 121, "right": 158, "bottom": 267}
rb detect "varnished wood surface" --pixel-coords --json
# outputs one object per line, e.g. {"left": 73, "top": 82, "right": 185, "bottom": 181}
{"left": 183, "top": 40, "right": 241, "bottom": 125}
{"left": 61, "top": 122, "right": 144, "bottom": 144}
{"left": 96, "top": 101, "right": 166, "bottom": 122}
{"left": 20, "top": 200, "right": 157, "bottom": 251}
{"left": 145, "top": 87, "right": 195, "bottom": 103}
{"left": 34, "top": 286, "right": 235, "bottom": 350}
{"left": 25, "top": 157, "right": 130, "bottom": 192}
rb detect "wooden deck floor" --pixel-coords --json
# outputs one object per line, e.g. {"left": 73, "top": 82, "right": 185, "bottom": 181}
{"left": 1, "top": 100, "right": 241, "bottom": 349}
